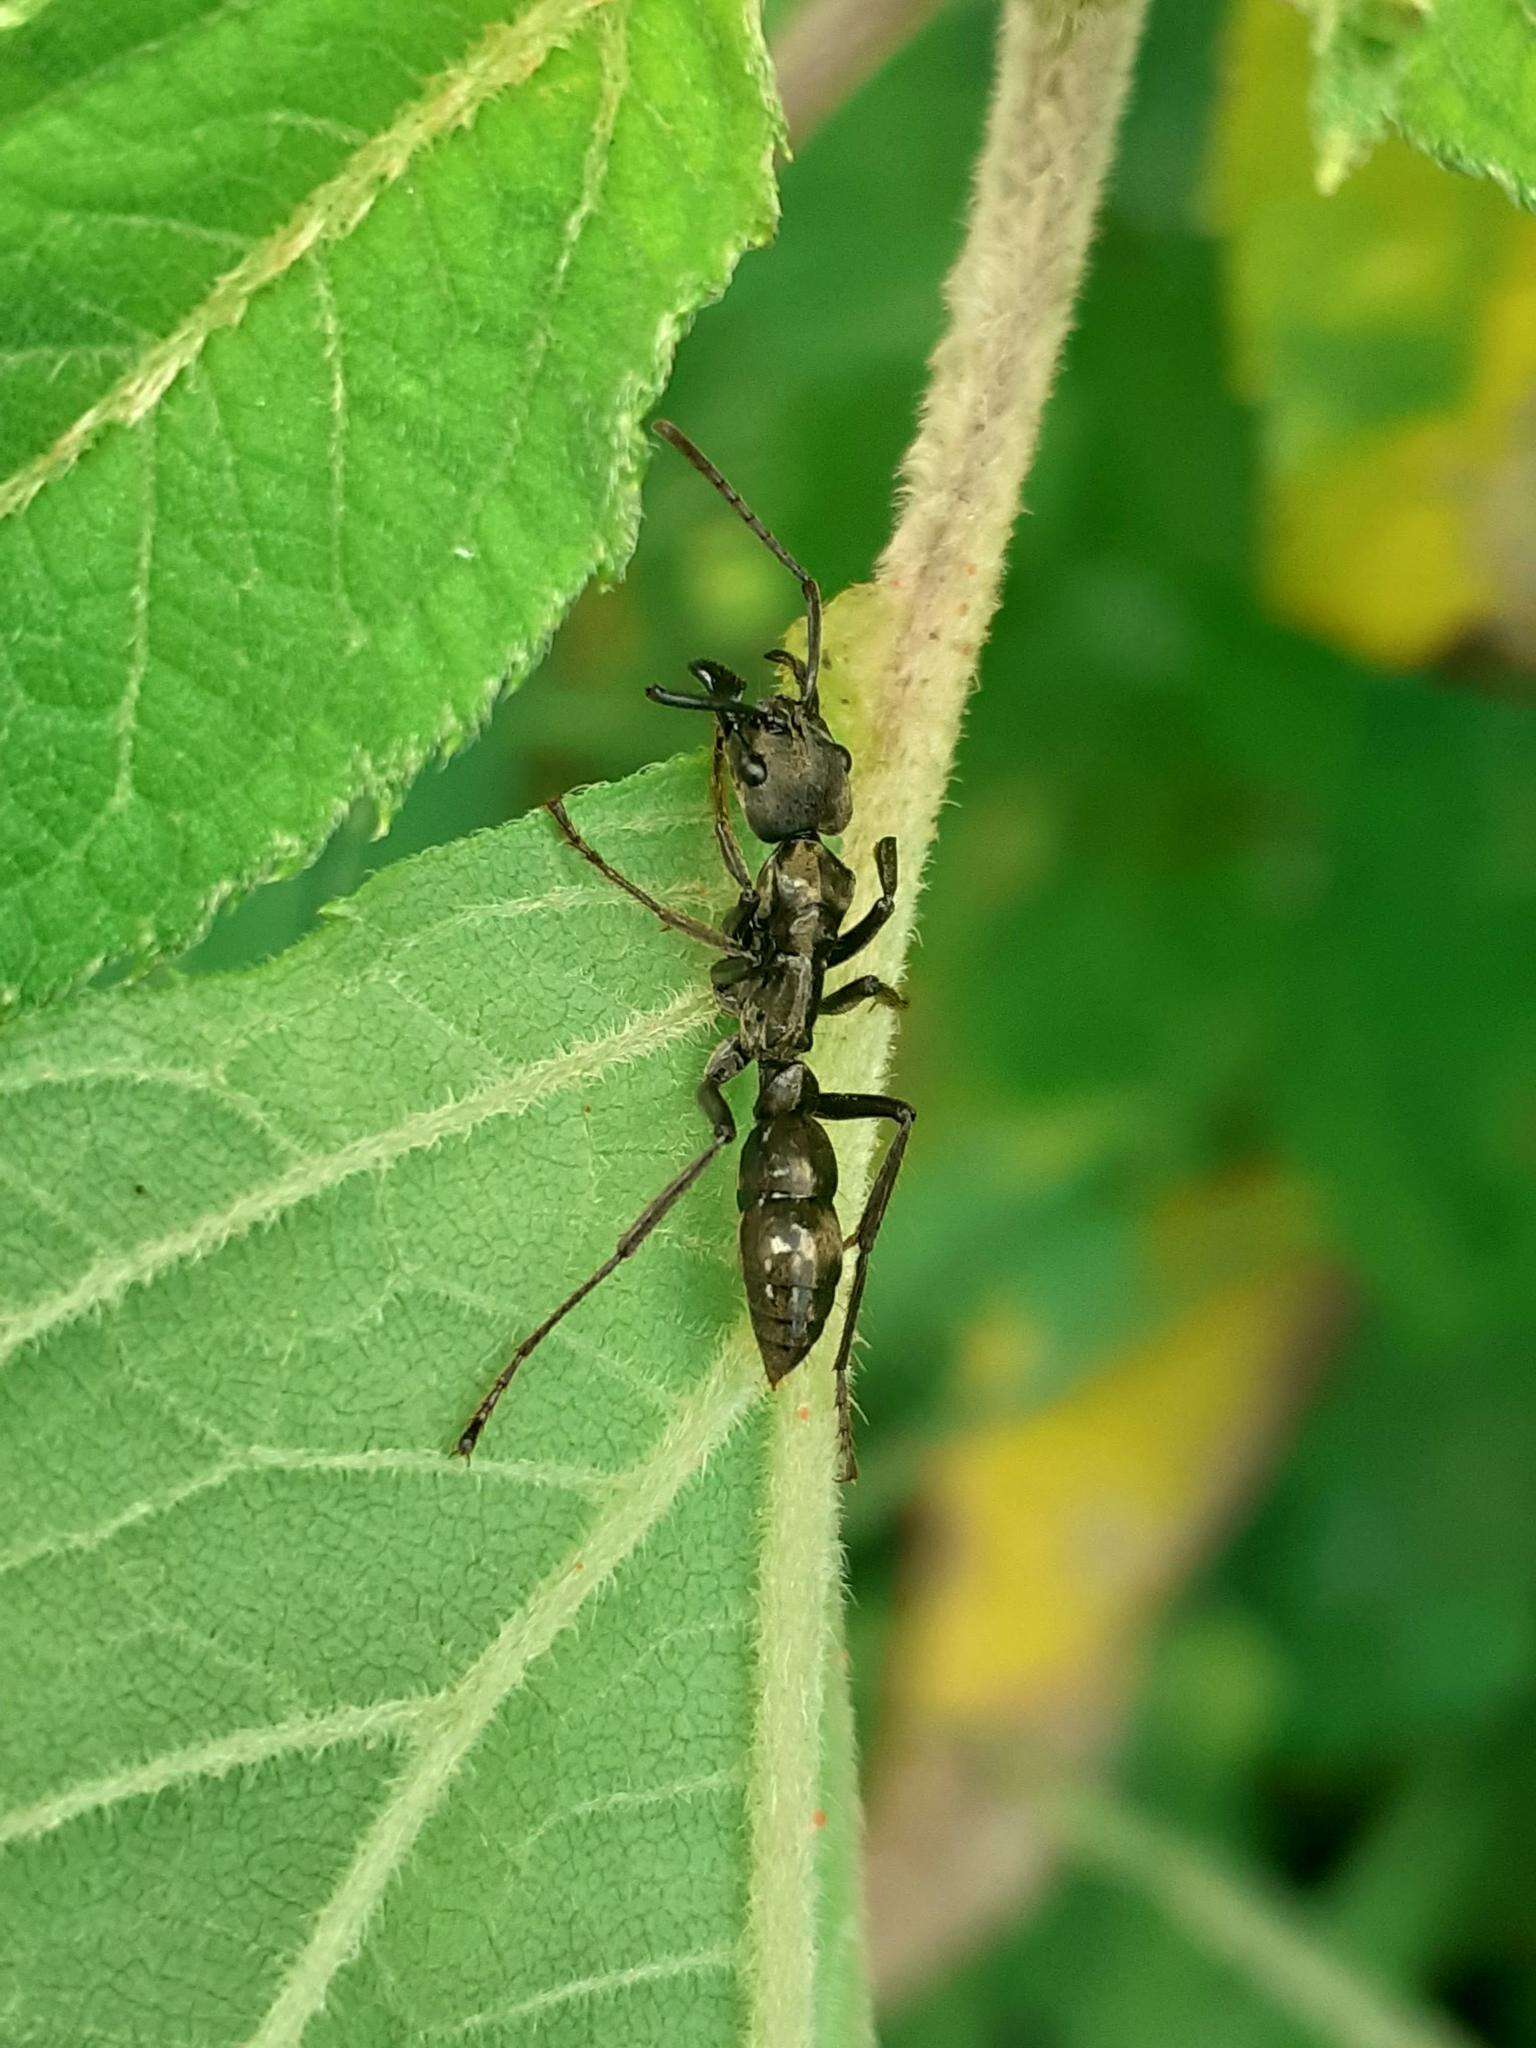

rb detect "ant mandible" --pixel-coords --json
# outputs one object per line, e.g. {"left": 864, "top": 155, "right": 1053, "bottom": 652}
{"left": 455, "top": 421, "right": 914, "bottom": 1481}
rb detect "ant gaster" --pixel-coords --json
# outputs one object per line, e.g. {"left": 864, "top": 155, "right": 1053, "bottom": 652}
{"left": 455, "top": 421, "right": 914, "bottom": 1481}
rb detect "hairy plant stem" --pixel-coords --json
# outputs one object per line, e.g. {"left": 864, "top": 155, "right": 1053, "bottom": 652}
{"left": 744, "top": 4, "right": 1149, "bottom": 2043}
{"left": 870, "top": 0, "right": 1149, "bottom": 902}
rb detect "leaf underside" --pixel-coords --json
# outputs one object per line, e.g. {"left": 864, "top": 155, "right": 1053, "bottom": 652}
{"left": 0, "top": 759, "right": 858, "bottom": 2046}
{"left": 0, "top": 0, "right": 779, "bottom": 1013}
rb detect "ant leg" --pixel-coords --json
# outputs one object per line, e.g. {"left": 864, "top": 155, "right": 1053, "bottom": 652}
{"left": 814, "top": 1092, "right": 916, "bottom": 1482}
{"left": 820, "top": 974, "right": 906, "bottom": 1018}
{"left": 763, "top": 647, "right": 808, "bottom": 689}
{"left": 710, "top": 729, "right": 755, "bottom": 894}
{"left": 547, "top": 800, "right": 744, "bottom": 954}
{"left": 455, "top": 1038, "right": 746, "bottom": 1458}
{"left": 825, "top": 838, "right": 899, "bottom": 967}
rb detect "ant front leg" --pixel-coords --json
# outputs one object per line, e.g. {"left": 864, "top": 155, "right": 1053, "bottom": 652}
{"left": 455, "top": 1037, "right": 747, "bottom": 1458}
{"left": 547, "top": 800, "right": 744, "bottom": 954}
{"left": 825, "top": 837, "right": 899, "bottom": 967}
{"left": 820, "top": 974, "right": 906, "bottom": 1018}
{"left": 710, "top": 728, "right": 756, "bottom": 896}
{"left": 814, "top": 1091, "right": 916, "bottom": 1483}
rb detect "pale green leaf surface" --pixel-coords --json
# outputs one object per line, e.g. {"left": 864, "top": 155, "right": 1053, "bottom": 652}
{"left": 1305, "top": 0, "right": 1536, "bottom": 206}
{"left": 0, "top": 757, "right": 857, "bottom": 2046}
{"left": 0, "top": 0, "right": 778, "bottom": 1012}
{"left": 812, "top": 1609, "right": 875, "bottom": 2048}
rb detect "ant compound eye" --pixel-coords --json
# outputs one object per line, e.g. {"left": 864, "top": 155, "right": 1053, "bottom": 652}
{"left": 740, "top": 753, "right": 768, "bottom": 787}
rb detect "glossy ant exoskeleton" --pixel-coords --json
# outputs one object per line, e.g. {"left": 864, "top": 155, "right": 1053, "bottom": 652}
{"left": 456, "top": 422, "right": 913, "bottom": 1481}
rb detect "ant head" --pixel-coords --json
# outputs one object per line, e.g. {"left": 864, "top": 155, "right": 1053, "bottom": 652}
{"left": 648, "top": 424, "right": 846, "bottom": 841}
{"left": 646, "top": 655, "right": 852, "bottom": 843}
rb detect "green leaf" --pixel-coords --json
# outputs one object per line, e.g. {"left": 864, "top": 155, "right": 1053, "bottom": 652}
{"left": 1304, "top": 0, "right": 1536, "bottom": 206}
{"left": 1276, "top": 686, "right": 1536, "bottom": 1347}
{"left": 1211, "top": 0, "right": 1536, "bottom": 665}
{"left": 0, "top": 0, "right": 779, "bottom": 1014}
{"left": 0, "top": 757, "right": 865, "bottom": 2044}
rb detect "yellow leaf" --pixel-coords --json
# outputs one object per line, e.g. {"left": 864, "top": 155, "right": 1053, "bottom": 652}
{"left": 890, "top": 1175, "right": 1337, "bottom": 1731}
{"left": 1210, "top": 0, "right": 1536, "bottom": 666}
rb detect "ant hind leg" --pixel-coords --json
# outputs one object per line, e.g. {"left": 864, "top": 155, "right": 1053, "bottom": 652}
{"left": 455, "top": 1038, "right": 747, "bottom": 1457}
{"left": 814, "top": 1091, "right": 916, "bottom": 1482}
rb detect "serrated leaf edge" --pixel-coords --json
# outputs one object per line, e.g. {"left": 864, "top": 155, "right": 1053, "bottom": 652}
{"left": 0, "top": 0, "right": 783, "bottom": 1016}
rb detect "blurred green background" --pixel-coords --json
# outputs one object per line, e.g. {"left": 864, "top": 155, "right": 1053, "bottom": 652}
{"left": 187, "top": 0, "right": 1536, "bottom": 2039}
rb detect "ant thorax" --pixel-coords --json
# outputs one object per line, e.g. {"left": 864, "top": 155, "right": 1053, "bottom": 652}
{"left": 712, "top": 837, "right": 857, "bottom": 1063}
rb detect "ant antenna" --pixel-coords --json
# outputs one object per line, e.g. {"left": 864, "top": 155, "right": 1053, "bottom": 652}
{"left": 653, "top": 419, "right": 822, "bottom": 713}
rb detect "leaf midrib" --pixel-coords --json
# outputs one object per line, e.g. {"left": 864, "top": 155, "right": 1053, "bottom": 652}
{"left": 0, "top": 0, "right": 612, "bottom": 523}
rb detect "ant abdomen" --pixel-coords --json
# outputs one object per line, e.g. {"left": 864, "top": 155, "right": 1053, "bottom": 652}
{"left": 738, "top": 1107, "right": 842, "bottom": 1386}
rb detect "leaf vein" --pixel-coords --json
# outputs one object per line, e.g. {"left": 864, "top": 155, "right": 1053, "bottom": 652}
{"left": 0, "top": 1445, "right": 608, "bottom": 1582}
{"left": 439, "top": 1949, "right": 737, "bottom": 2039}
{"left": 239, "top": 1334, "right": 758, "bottom": 2048}
{"left": 0, "top": 0, "right": 614, "bottom": 523}
{"left": 110, "top": 416, "right": 155, "bottom": 815}
{"left": 0, "top": 986, "right": 713, "bottom": 1372}
{"left": 0, "top": 1698, "right": 430, "bottom": 1852}
{"left": 448, "top": 1, "right": 629, "bottom": 555}
{"left": 307, "top": 253, "right": 362, "bottom": 647}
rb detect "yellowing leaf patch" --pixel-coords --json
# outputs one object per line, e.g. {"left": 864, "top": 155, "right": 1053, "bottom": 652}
{"left": 1211, "top": 0, "right": 1536, "bottom": 667}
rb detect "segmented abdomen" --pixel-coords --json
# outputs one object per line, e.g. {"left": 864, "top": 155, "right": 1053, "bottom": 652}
{"left": 738, "top": 1111, "right": 842, "bottom": 1386}
{"left": 739, "top": 1201, "right": 842, "bottom": 1385}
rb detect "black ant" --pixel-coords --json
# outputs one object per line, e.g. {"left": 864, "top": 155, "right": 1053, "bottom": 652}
{"left": 455, "top": 422, "right": 914, "bottom": 1481}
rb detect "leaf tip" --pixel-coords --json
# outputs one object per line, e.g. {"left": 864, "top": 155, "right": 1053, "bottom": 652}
{"left": 1315, "top": 125, "right": 1365, "bottom": 193}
